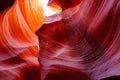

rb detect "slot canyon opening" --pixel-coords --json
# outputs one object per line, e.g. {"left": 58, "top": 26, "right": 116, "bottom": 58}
{"left": 38, "top": 0, "right": 61, "bottom": 16}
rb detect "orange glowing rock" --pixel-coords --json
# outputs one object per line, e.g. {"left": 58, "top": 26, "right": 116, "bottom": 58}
{"left": 0, "top": 0, "right": 44, "bottom": 79}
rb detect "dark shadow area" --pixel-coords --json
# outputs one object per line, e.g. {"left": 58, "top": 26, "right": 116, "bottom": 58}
{"left": 100, "top": 76, "right": 120, "bottom": 80}
{"left": 0, "top": 0, "right": 15, "bottom": 13}
{"left": 18, "top": 65, "right": 41, "bottom": 80}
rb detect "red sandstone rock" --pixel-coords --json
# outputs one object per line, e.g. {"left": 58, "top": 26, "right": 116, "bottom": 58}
{"left": 36, "top": 0, "right": 120, "bottom": 80}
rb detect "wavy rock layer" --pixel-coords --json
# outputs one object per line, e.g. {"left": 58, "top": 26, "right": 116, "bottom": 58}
{"left": 0, "top": 0, "right": 44, "bottom": 80}
{"left": 36, "top": 0, "right": 120, "bottom": 80}
{"left": 0, "top": 0, "right": 120, "bottom": 80}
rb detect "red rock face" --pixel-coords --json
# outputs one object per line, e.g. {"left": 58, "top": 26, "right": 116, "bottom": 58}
{"left": 48, "top": 0, "right": 82, "bottom": 10}
{"left": 36, "top": 0, "right": 120, "bottom": 80}
{"left": 0, "top": 0, "right": 120, "bottom": 80}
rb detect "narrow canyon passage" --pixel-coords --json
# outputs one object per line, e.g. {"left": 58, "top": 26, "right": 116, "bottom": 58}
{"left": 0, "top": 0, "right": 120, "bottom": 80}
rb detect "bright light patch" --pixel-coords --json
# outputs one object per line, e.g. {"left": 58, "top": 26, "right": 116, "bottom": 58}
{"left": 39, "top": 0, "right": 59, "bottom": 16}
